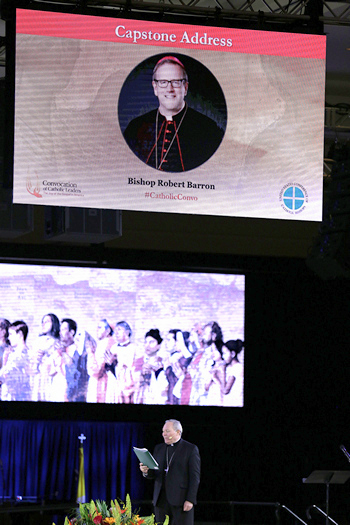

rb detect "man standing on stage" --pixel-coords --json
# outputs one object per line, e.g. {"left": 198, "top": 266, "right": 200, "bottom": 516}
{"left": 123, "top": 56, "right": 224, "bottom": 172}
{"left": 139, "top": 419, "right": 200, "bottom": 525}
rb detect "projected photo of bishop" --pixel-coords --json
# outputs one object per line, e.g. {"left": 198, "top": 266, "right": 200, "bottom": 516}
{"left": 119, "top": 54, "right": 227, "bottom": 172}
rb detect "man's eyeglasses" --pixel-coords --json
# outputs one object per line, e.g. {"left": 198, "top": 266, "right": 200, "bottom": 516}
{"left": 153, "top": 79, "right": 186, "bottom": 88}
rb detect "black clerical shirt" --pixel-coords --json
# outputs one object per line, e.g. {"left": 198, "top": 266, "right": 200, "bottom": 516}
{"left": 123, "top": 105, "right": 224, "bottom": 172}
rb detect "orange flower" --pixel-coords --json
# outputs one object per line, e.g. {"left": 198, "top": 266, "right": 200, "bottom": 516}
{"left": 103, "top": 518, "right": 115, "bottom": 524}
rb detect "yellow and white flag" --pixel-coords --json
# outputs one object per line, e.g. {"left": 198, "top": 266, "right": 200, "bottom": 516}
{"left": 77, "top": 445, "right": 86, "bottom": 503}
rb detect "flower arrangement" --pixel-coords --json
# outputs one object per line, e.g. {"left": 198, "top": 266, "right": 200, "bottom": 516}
{"left": 57, "top": 495, "right": 169, "bottom": 525}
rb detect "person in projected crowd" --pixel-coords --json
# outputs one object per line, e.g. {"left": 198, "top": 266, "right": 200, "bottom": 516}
{"left": 123, "top": 56, "right": 224, "bottom": 172}
{"left": 139, "top": 419, "right": 200, "bottom": 525}
{"left": 133, "top": 328, "right": 168, "bottom": 404}
{"left": 105, "top": 321, "right": 136, "bottom": 404}
{"left": 0, "top": 318, "right": 11, "bottom": 401}
{"left": 221, "top": 339, "right": 244, "bottom": 407}
{"left": 0, "top": 318, "right": 11, "bottom": 370}
{"left": 86, "top": 319, "right": 114, "bottom": 403}
{"left": 163, "top": 330, "right": 194, "bottom": 405}
{"left": 0, "top": 321, "right": 31, "bottom": 401}
{"left": 32, "top": 313, "right": 60, "bottom": 402}
{"left": 59, "top": 318, "right": 89, "bottom": 402}
{"left": 188, "top": 321, "right": 224, "bottom": 406}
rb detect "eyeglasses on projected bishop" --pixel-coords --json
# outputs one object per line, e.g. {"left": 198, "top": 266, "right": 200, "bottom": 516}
{"left": 153, "top": 79, "right": 187, "bottom": 88}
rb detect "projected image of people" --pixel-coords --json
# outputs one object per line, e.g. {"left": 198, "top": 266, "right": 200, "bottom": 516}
{"left": 121, "top": 55, "right": 226, "bottom": 172}
{"left": 0, "top": 317, "right": 244, "bottom": 407}
{"left": 0, "top": 264, "right": 244, "bottom": 406}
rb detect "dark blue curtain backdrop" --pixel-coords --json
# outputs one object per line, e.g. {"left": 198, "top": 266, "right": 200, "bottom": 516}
{"left": 0, "top": 420, "right": 145, "bottom": 503}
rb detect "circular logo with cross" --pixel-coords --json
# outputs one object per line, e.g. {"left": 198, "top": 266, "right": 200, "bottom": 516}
{"left": 279, "top": 183, "right": 308, "bottom": 215}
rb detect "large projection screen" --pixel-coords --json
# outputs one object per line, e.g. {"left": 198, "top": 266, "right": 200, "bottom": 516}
{"left": 13, "top": 9, "right": 326, "bottom": 220}
{"left": 0, "top": 263, "right": 245, "bottom": 407}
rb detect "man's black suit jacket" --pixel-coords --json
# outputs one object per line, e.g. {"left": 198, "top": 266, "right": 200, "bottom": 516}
{"left": 147, "top": 439, "right": 201, "bottom": 507}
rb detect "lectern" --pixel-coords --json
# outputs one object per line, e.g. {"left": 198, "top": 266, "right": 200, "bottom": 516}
{"left": 303, "top": 470, "right": 350, "bottom": 524}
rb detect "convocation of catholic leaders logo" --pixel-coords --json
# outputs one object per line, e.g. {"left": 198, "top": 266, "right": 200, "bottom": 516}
{"left": 26, "top": 177, "right": 84, "bottom": 198}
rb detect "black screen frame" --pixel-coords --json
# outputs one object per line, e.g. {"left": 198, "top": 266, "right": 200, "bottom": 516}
{"left": 0, "top": 244, "right": 246, "bottom": 423}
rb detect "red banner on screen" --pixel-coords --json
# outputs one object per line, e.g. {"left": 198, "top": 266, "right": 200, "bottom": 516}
{"left": 16, "top": 9, "right": 326, "bottom": 59}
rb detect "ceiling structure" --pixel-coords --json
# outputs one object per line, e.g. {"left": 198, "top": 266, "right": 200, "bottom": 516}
{"left": 23, "top": 0, "right": 350, "bottom": 25}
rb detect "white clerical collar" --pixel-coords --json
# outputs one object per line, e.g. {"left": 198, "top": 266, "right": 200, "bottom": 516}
{"left": 159, "top": 102, "right": 186, "bottom": 122}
